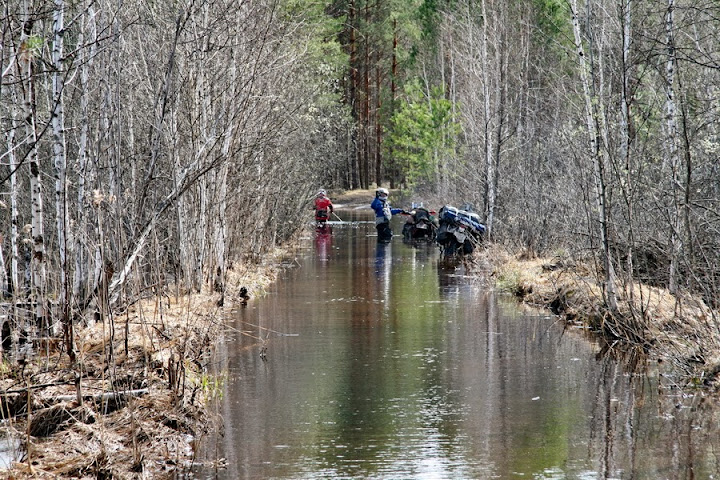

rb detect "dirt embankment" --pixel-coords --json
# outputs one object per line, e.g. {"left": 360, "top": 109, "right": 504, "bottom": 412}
{"left": 478, "top": 245, "right": 720, "bottom": 387}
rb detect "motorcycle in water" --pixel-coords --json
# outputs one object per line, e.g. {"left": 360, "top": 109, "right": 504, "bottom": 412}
{"left": 435, "top": 205, "right": 486, "bottom": 256}
{"left": 402, "top": 207, "right": 438, "bottom": 242}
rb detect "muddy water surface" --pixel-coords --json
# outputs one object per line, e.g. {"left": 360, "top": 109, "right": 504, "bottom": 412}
{"left": 193, "top": 209, "right": 720, "bottom": 479}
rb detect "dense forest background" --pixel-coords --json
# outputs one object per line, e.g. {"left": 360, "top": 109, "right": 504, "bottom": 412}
{"left": 2, "top": 0, "right": 720, "bottom": 351}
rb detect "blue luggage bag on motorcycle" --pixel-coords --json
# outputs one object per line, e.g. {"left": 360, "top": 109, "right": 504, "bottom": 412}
{"left": 436, "top": 205, "right": 485, "bottom": 256}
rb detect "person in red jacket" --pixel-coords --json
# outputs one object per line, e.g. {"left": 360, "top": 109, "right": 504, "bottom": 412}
{"left": 314, "top": 190, "right": 334, "bottom": 225}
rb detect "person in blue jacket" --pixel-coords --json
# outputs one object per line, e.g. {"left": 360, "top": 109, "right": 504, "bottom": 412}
{"left": 371, "top": 187, "right": 405, "bottom": 242}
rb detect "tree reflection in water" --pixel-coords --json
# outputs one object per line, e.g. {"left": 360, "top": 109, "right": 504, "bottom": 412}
{"left": 193, "top": 211, "right": 720, "bottom": 480}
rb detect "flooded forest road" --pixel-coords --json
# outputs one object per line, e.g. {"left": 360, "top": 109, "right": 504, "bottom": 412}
{"left": 193, "top": 209, "right": 720, "bottom": 479}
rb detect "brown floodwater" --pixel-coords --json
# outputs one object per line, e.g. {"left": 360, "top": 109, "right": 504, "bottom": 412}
{"left": 191, "top": 209, "right": 720, "bottom": 480}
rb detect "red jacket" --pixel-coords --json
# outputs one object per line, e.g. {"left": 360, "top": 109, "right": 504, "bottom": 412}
{"left": 314, "top": 197, "right": 333, "bottom": 219}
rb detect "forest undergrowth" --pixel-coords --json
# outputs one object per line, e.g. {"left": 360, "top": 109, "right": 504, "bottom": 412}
{"left": 0, "top": 249, "right": 295, "bottom": 479}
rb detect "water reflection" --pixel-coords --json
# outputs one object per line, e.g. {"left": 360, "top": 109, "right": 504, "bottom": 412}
{"left": 0, "top": 430, "right": 20, "bottom": 472}
{"left": 194, "top": 210, "right": 720, "bottom": 480}
{"left": 373, "top": 241, "right": 391, "bottom": 278}
{"left": 314, "top": 227, "right": 333, "bottom": 262}
{"left": 582, "top": 342, "right": 720, "bottom": 480}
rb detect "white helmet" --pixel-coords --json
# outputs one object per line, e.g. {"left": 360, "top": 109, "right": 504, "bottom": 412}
{"left": 376, "top": 187, "right": 389, "bottom": 197}
{"left": 317, "top": 189, "right": 326, "bottom": 197}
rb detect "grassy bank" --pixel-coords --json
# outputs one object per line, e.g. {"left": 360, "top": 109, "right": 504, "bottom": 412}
{"left": 480, "top": 244, "right": 720, "bottom": 387}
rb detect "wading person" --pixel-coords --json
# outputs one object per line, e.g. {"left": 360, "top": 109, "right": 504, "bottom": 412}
{"left": 371, "top": 188, "right": 404, "bottom": 243}
{"left": 314, "top": 189, "right": 334, "bottom": 227}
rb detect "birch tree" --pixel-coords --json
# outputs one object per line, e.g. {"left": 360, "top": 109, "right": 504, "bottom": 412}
{"left": 72, "top": 1, "right": 97, "bottom": 308}
{"left": 16, "top": 9, "right": 49, "bottom": 333}
{"left": 618, "top": 0, "right": 635, "bottom": 289}
{"left": 51, "top": 0, "right": 74, "bottom": 357}
{"left": 1, "top": 29, "right": 21, "bottom": 306}
{"left": 479, "top": 0, "right": 496, "bottom": 236}
{"left": 569, "top": 0, "right": 618, "bottom": 312}
{"left": 663, "top": 0, "right": 683, "bottom": 295}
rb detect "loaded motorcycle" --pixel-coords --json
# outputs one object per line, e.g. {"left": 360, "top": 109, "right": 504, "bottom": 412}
{"left": 435, "top": 205, "right": 486, "bottom": 256}
{"left": 402, "top": 206, "right": 438, "bottom": 242}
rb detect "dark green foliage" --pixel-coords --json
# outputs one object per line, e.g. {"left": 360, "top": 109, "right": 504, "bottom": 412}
{"left": 532, "top": 0, "right": 572, "bottom": 53}
{"left": 418, "top": 0, "right": 440, "bottom": 40}
{"left": 385, "top": 80, "right": 459, "bottom": 188}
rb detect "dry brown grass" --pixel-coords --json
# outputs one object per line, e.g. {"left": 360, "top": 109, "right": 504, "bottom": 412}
{"left": 1, "top": 245, "right": 298, "bottom": 479}
{"left": 331, "top": 188, "right": 381, "bottom": 208}
{"left": 479, "top": 244, "right": 720, "bottom": 387}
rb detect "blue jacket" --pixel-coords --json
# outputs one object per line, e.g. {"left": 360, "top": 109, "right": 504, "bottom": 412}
{"left": 371, "top": 197, "right": 402, "bottom": 222}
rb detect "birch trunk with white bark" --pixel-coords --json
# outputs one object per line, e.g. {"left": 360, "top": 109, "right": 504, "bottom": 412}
{"left": 570, "top": 0, "right": 618, "bottom": 312}
{"left": 619, "top": 0, "right": 634, "bottom": 290}
{"left": 663, "top": 0, "right": 683, "bottom": 295}
{"left": 52, "top": 0, "right": 72, "bottom": 354}
{"left": 480, "top": 0, "right": 496, "bottom": 236}
{"left": 16, "top": 12, "right": 48, "bottom": 333}
{"left": 73, "top": 2, "right": 97, "bottom": 305}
